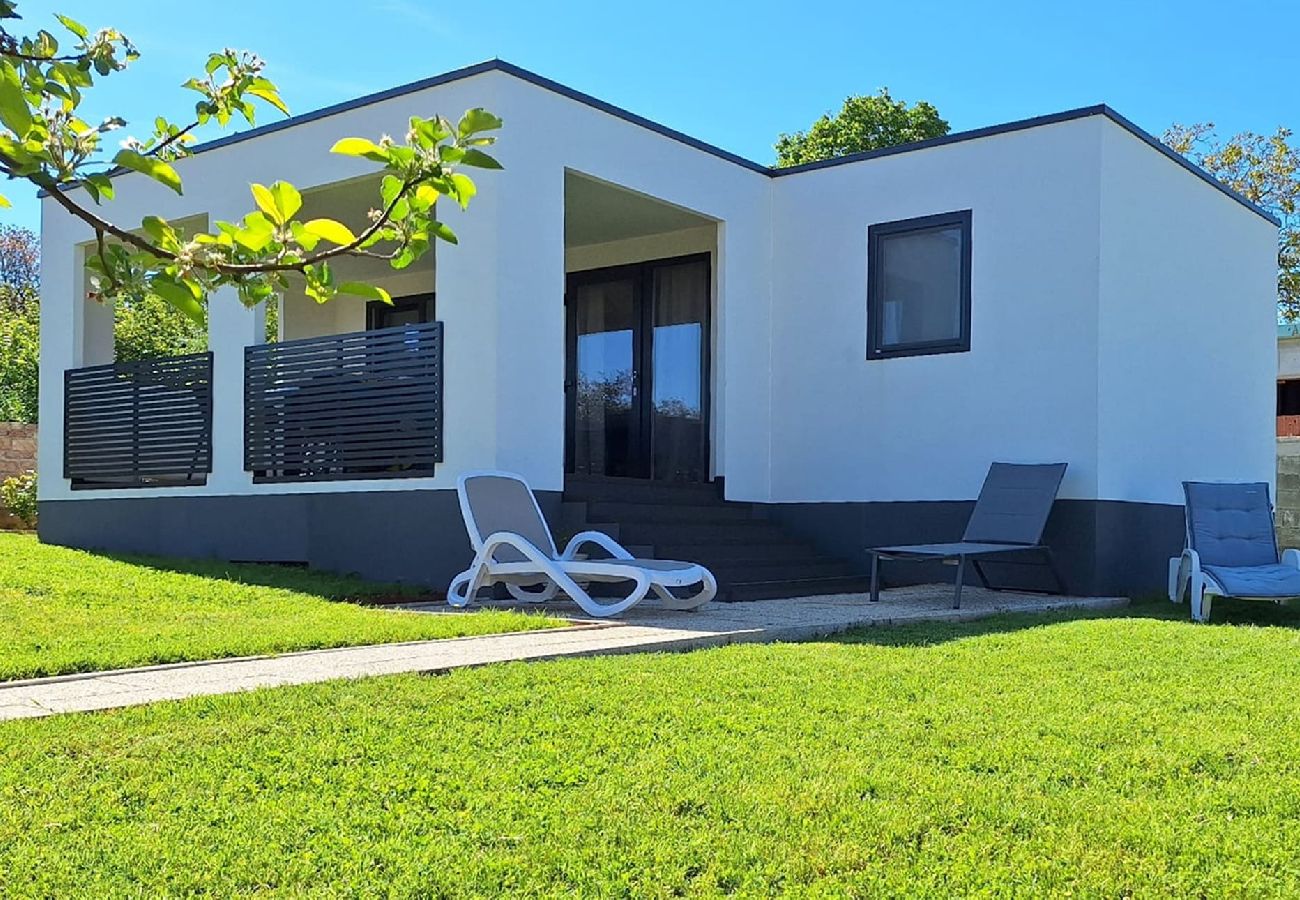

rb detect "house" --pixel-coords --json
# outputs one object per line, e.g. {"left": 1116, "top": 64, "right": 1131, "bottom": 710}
{"left": 37, "top": 60, "right": 1279, "bottom": 598}
{"left": 1277, "top": 324, "right": 1300, "bottom": 549}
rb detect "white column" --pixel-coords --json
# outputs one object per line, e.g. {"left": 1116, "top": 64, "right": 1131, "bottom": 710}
{"left": 436, "top": 179, "right": 501, "bottom": 480}
{"left": 206, "top": 286, "right": 264, "bottom": 493}
{"left": 490, "top": 159, "right": 566, "bottom": 490}
{"left": 37, "top": 213, "right": 103, "bottom": 501}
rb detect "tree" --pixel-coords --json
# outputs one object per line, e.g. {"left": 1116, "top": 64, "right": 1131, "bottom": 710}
{"left": 1163, "top": 123, "right": 1300, "bottom": 320}
{"left": 0, "top": 225, "right": 37, "bottom": 422}
{"left": 0, "top": 1, "right": 501, "bottom": 326}
{"left": 774, "top": 88, "right": 949, "bottom": 168}
{"left": 0, "top": 223, "right": 37, "bottom": 297}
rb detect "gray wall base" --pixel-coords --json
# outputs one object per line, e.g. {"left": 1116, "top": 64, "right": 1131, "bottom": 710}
{"left": 768, "top": 499, "right": 1184, "bottom": 598}
{"left": 38, "top": 490, "right": 561, "bottom": 591}
{"left": 39, "top": 492, "right": 1180, "bottom": 599}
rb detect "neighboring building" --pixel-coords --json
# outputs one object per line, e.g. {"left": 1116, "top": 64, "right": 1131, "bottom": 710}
{"left": 37, "top": 60, "right": 1279, "bottom": 597}
{"left": 1277, "top": 324, "right": 1300, "bottom": 549}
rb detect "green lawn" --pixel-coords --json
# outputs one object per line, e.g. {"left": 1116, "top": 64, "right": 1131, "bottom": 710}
{"left": 5, "top": 600, "right": 1300, "bottom": 895}
{"left": 0, "top": 532, "right": 558, "bottom": 681}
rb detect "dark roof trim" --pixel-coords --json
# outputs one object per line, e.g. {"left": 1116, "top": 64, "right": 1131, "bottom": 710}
{"left": 43, "top": 59, "right": 1280, "bottom": 225}
{"left": 770, "top": 104, "right": 1279, "bottom": 226}
{"left": 163, "top": 58, "right": 768, "bottom": 174}
{"left": 1097, "top": 105, "right": 1280, "bottom": 226}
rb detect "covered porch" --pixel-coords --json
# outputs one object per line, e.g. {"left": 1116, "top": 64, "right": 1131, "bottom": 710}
{"left": 53, "top": 168, "right": 721, "bottom": 495}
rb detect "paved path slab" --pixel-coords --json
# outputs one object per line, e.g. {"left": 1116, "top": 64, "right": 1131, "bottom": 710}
{"left": 0, "top": 587, "right": 1127, "bottom": 721}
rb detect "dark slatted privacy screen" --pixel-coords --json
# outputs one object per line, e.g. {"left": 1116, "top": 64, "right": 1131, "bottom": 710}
{"left": 63, "top": 352, "right": 213, "bottom": 488}
{"left": 244, "top": 321, "right": 443, "bottom": 483}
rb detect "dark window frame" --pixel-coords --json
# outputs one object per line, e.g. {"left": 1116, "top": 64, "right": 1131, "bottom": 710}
{"left": 867, "top": 209, "right": 973, "bottom": 360}
{"left": 366, "top": 291, "right": 435, "bottom": 330}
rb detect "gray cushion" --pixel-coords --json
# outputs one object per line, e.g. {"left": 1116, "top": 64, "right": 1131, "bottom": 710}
{"left": 872, "top": 542, "right": 1039, "bottom": 558}
{"left": 1203, "top": 563, "right": 1300, "bottom": 597}
{"left": 1183, "top": 482, "right": 1278, "bottom": 568}
{"left": 962, "top": 462, "right": 1068, "bottom": 545}
{"left": 463, "top": 474, "right": 556, "bottom": 562}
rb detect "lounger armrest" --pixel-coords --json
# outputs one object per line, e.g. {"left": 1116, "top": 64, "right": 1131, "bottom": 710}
{"left": 479, "top": 531, "right": 556, "bottom": 566}
{"left": 561, "top": 531, "right": 634, "bottom": 561}
{"left": 1284, "top": 548, "right": 1300, "bottom": 570}
{"left": 1174, "top": 549, "right": 1201, "bottom": 604}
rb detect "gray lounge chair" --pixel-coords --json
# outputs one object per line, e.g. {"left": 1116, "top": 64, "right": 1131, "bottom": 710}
{"left": 867, "top": 462, "right": 1068, "bottom": 608}
{"left": 1169, "top": 481, "right": 1300, "bottom": 622}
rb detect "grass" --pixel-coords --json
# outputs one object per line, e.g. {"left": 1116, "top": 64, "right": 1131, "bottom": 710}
{"left": 0, "top": 532, "right": 559, "bottom": 681}
{"left": 5, "top": 600, "right": 1300, "bottom": 894}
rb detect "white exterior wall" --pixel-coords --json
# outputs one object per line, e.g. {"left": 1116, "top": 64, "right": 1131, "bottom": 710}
{"left": 766, "top": 117, "right": 1105, "bottom": 503}
{"left": 38, "top": 67, "right": 1277, "bottom": 512}
{"left": 1096, "top": 124, "right": 1278, "bottom": 504}
{"left": 38, "top": 69, "right": 771, "bottom": 501}
{"left": 463, "top": 76, "right": 771, "bottom": 493}
{"left": 39, "top": 70, "right": 506, "bottom": 502}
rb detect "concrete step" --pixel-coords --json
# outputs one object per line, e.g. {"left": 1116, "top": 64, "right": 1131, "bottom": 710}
{"left": 563, "top": 476, "right": 723, "bottom": 505}
{"left": 708, "top": 558, "right": 857, "bottom": 583}
{"left": 616, "top": 520, "right": 792, "bottom": 546}
{"left": 585, "top": 499, "right": 760, "bottom": 525}
{"left": 721, "top": 575, "right": 873, "bottom": 603}
{"left": 655, "top": 542, "right": 824, "bottom": 564}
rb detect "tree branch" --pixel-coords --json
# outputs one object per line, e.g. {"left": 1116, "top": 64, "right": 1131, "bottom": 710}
{"left": 30, "top": 158, "right": 420, "bottom": 278}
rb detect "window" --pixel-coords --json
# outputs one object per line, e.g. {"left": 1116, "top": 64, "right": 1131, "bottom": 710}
{"left": 366, "top": 292, "right": 435, "bottom": 330}
{"left": 867, "top": 210, "right": 972, "bottom": 359}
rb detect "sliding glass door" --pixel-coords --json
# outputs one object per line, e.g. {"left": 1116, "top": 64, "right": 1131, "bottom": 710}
{"left": 565, "top": 255, "right": 710, "bottom": 481}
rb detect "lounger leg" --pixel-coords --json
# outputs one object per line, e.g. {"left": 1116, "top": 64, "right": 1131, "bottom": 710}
{"left": 971, "top": 559, "right": 993, "bottom": 590}
{"left": 652, "top": 568, "right": 716, "bottom": 610}
{"left": 869, "top": 553, "right": 881, "bottom": 603}
{"left": 953, "top": 555, "right": 965, "bottom": 609}
{"left": 1191, "top": 580, "right": 1213, "bottom": 623}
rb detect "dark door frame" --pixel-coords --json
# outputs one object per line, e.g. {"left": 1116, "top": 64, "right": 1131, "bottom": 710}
{"left": 366, "top": 292, "right": 436, "bottom": 330}
{"left": 564, "top": 252, "right": 712, "bottom": 480}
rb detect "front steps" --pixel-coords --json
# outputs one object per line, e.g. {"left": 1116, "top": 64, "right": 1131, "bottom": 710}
{"left": 560, "top": 476, "right": 870, "bottom": 602}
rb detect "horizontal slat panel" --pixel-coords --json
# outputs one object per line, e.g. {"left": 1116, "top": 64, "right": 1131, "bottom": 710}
{"left": 64, "top": 352, "right": 213, "bottom": 487}
{"left": 244, "top": 323, "right": 442, "bottom": 482}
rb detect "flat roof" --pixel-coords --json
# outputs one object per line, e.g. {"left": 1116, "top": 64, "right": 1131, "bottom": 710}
{"left": 48, "top": 58, "right": 1281, "bottom": 226}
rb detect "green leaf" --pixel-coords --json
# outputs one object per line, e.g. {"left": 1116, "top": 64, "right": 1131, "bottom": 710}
{"left": 448, "top": 173, "right": 477, "bottom": 210}
{"left": 302, "top": 218, "right": 356, "bottom": 246}
{"left": 458, "top": 108, "right": 503, "bottom": 138}
{"left": 54, "top": 13, "right": 88, "bottom": 39}
{"left": 380, "top": 174, "right": 403, "bottom": 207}
{"left": 461, "top": 148, "right": 503, "bottom": 169}
{"left": 338, "top": 282, "right": 392, "bottom": 304}
{"left": 289, "top": 221, "right": 320, "bottom": 252}
{"left": 429, "top": 220, "right": 458, "bottom": 245}
{"left": 149, "top": 277, "right": 205, "bottom": 325}
{"left": 140, "top": 215, "right": 179, "bottom": 249}
{"left": 246, "top": 79, "right": 289, "bottom": 116}
{"left": 249, "top": 183, "right": 281, "bottom": 224}
{"left": 84, "top": 173, "right": 114, "bottom": 203}
{"left": 330, "top": 137, "right": 389, "bottom": 163}
{"left": 410, "top": 116, "right": 451, "bottom": 148}
{"left": 113, "top": 149, "right": 183, "bottom": 194}
{"left": 413, "top": 184, "right": 441, "bottom": 210}
{"left": 235, "top": 212, "right": 275, "bottom": 251}
{"left": 0, "top": 60, "right": 33, "bottom": 138}
{"left": 0, "top": 193, "right": 9, "bottom": 209}
{"left": 269, "top": 181, "right": 302, "bottom": 221}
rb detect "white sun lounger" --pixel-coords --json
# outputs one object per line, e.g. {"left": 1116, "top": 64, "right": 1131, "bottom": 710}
{"left": 447, "top": 470, "right": 717, "bottom": 617}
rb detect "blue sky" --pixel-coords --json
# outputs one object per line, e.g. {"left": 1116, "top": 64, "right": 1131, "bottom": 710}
{"left": 3, "top": 0, "right": 1297, "bottom": 231}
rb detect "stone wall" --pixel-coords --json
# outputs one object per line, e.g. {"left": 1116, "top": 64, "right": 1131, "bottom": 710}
{"left": 0, "top": 422, "right": 37, "bottom": 529}
{"left": 1278, "top": 440, "right": 1300, "bottom": 549}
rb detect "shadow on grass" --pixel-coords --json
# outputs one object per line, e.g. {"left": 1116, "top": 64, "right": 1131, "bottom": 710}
{"left": 85, "top": 547, "right": 436, "bottom": 605}
{"left": 827, "top": 594, "right": 1300, "bottom": 649}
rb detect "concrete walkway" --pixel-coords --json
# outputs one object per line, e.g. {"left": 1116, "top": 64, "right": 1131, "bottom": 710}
{"left": 0, "top": 586, "right": 1127, "bottom": 721}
